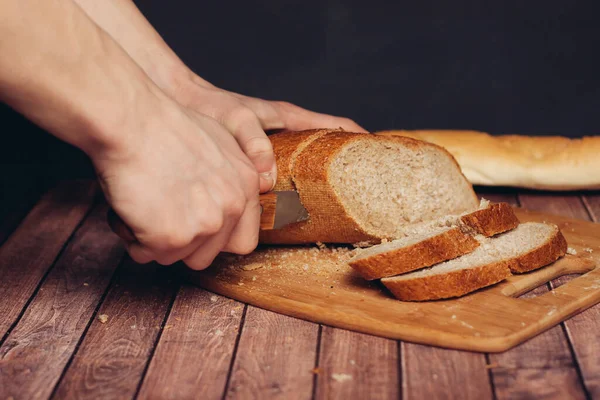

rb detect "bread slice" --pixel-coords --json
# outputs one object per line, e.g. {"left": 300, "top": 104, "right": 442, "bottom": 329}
{"left": 259, "top": 130, "right": 479, "bottom": 245}
{"left": 381, "top": 222, "right": 567, "bottom": 301}
{"left": 348, "top": 201, "right": 519, "bottom": 280}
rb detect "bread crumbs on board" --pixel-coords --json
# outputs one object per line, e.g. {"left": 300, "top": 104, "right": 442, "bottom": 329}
{"left": 98, "top": 314, "right": 109, "bottom": 324}
{"left": 331, "top": 373, "right": 353, "bottom": 383}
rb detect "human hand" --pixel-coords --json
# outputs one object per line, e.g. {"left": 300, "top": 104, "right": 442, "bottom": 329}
{"left": 70, "top": 0, "right": 367, "bottom": 192}
{"left": 172, "top": 76, "right": 368, "bottom": 192}
{"left": 92, "top": 100, "right": 261, "bottom": 270}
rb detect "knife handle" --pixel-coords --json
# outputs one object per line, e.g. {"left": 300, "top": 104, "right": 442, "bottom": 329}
{"left": 107, "top": 193, "right": 280, "bottom": 243}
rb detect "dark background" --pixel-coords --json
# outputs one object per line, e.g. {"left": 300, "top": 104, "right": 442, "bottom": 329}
{"left": 1, "top": 0, "right": 599, "bottom": 194}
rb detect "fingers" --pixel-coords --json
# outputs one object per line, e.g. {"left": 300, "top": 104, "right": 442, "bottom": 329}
{"left": 221, "top": 182, "right": 261, "bottom": 255}
{"left": 183, "top": 165, "right": 260, "bottom": 269}
{"left": 222, "top": 107, "right": 277, "bottom": 193}
{"left": 269, "top": 101, "right": 368, "bottom": 133}
{"left": 121, "top": 163, "right": 259, "bottom": 271}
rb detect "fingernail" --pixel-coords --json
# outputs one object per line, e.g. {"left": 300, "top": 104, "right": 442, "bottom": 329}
{"left": 260, "top": 172, "right": 275, "bottom": 191}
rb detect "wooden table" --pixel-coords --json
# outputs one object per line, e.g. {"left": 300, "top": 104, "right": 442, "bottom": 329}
{"left": 1, "top": 179, "right": 599, "bottom": 400}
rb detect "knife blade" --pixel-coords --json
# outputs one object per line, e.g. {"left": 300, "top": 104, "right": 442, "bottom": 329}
{"left": 259, "top": 191, "right": 309, "bottom": 230}
{"left": 107, "top": 191, "right": 308, "bottom": 243}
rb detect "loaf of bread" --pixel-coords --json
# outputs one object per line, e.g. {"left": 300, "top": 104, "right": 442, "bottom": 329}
{"left": 381, "top": 222, "right": 567, "bottom": 301}
{"left": 376, "top": 130, "right": 600, "bottom": 190}
{"left": 349, "top": 201, "right": 519, "bottom": 280}
{"left": 259, "top": 129, "right": 479, "bottom": 245}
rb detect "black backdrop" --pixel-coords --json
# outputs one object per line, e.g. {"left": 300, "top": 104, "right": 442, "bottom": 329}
{"left": 1, "top": 0, "right": 599, "bottom": 191}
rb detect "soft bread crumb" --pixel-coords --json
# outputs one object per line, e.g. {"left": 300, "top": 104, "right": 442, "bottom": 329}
{"left": 98, "top": 314, "right": 108, "bottom": 324}
{"left": 331, "top": 373, "right": 353, "bottom": 382}
{"left": 584, "top": 248, "right": 593, "bottom": 253}
{"left": 210, "top": 295, "right": 218, "bottom": 303}
{"left": 479, "top": 198, "right": 490, "bottom": 208}
{"left": 567, "top": 247, "right": 577, "bottom": 255}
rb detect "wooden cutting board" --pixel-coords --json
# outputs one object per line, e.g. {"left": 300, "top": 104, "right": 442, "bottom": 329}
{"left": 186, "top": 207, "right": 600, "bottom": 353}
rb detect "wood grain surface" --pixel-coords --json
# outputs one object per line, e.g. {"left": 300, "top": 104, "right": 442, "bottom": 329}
{"left": 315, "top": 327, "right": 399, "bottom": 400}
{"left": 0, "top": 180, "right": 97, "bottom": 339}
{"left": 0, "top": 203, "right": 124, "bottom": 400}
{"left": 52, "top": 257, "right": 179, "bottom": 399}
{"left": 1, "top": 180, "right": 600, "bottom": 399}
{"left": 225, "top": 306, "right": 319, "bottom": 400}
{"left": 137, "top": 285, "right": 244, "bottom": 400}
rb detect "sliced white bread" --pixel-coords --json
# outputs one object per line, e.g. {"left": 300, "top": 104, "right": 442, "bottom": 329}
{"left": 348, "top": 201, "right": 519, "bottom": 280}
{"left": 381, "top": 222, "right": 567, "bottom": 301}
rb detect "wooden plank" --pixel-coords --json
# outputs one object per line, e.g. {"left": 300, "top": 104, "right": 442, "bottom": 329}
{"left": 402, "top": 343, "right": 493, "bottom": 400}
{"left": 52, "top": 257, "right": 179, "bottom": 399}
{"left": 486, "top": 193, "right": 590, "bottom": 399}
{"left": 315, "top": 328, "right": 399, "bottom": 400}
{"left": 0, "top": 180, "right": 98, "bottom": 339}
{"left": 225, "top": 306, "right": 318, "bottom": 400}
{"left": 137, "top": 285, "right": 243, "bottom": 400}
{"left": 0, "top": 203, "right": 124, "bottom": 400}
{"left": 524, "top": 192, "right": 600, "bottom": 398}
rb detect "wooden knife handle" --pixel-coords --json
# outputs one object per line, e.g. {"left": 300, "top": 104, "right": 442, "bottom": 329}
{"left": 107, "top": 193, "right": 279, "bottom": 243}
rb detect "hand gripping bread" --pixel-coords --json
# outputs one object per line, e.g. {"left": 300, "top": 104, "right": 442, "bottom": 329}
{"left": 381, "top": 222, "right": 568, "bottom": 301}
{"left": 349, "top": 201, "right": 519, "bottom": 280}
{"left": 259, "top": 130, "right": 479, "bottom": 245}
{"left": 376, "top": 130, "right": 600, "bottom": 191}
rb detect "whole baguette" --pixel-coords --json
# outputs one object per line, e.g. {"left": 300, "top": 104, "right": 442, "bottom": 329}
{"left": 376, "top": 130, "right": 600, "bottom": 190}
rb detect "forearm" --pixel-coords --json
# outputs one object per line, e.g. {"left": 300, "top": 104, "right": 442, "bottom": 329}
{"left": 72, "top": 0, "right": 209, "bottom": 96}
{"left": 0, "top": 0, "right": 168, "bottom": 157}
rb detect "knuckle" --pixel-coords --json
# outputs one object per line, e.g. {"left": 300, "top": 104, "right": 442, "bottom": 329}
{"left": 154, "top": 254, "right": 178, "bottom": 266}
{"left": 274, "top": 100, "right": 295, "bottom": 110}
{"left": 184, "top": 252, "right": 218, "bottom": 271}
{"left": 243, "top": 136, "right": 273, "bottom": 158}
{"left": 153, "top": 230, "right": 193, "bottom": 251}
{"left": 199, "top": 212, "right": 224, "bottom": 235}
{"left": 224, "top": 190, "right": 247, "bottom": 218}
{"left": 228, "top": 106, "right": 258, "bottom": 127}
